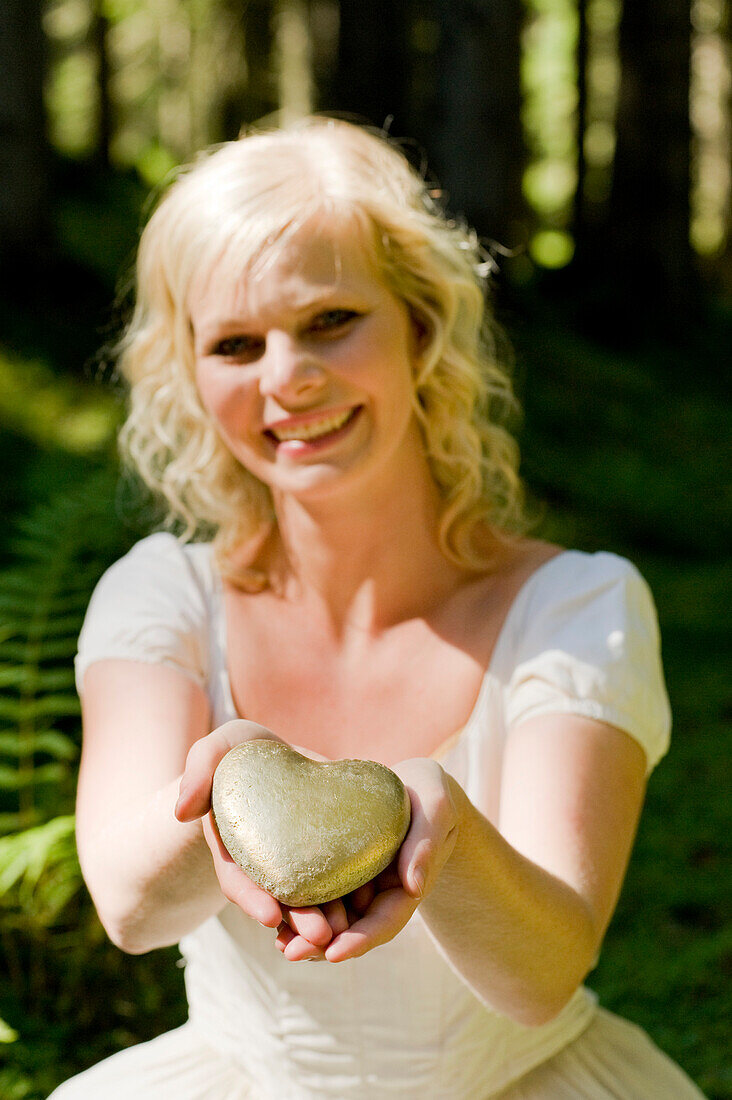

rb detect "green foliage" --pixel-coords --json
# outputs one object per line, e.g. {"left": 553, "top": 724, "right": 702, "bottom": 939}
{"left": 0, "top": 465, "right": 129, "bottom": 833}
{"left": 0, "top": 1016, "right": 19, "bottom": 1043}
{"left": 0, "top": 465, "right": 186, "bottom": 1099}
{"left": 0, "top": 817, "right": 80, "bottom": 926}
{"left": 0, "top": 344, "right": 119, "bottom": 455}
{"left": 45, "top": 0, "right": 251, "bottom": 174}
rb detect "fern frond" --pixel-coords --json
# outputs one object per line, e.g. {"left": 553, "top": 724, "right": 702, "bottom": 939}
{"left": 0, "top": 461, "right": 134, "bottom": 883}
{"left": 0, "top": 696, "right": 81, "bottom": 721}
{"left": 0, "top": 811, "right": 41, "bottom": 832}
{"left": 0, "top": 764, "right": 66, "bottom": 789}
{"left": 18, "top": 615, "right": 93, "bottom": 639}
{"left": 0, "top": 640, "right": 84, "bottom": 662}
{"left": 0, "top": 730, "right": 78, "bottom": 760}
{"left": 0, "top": 816, "right": 80, "bottom": 923}
{"left": 0, "top": 667, "right": 77, "bottom": 690}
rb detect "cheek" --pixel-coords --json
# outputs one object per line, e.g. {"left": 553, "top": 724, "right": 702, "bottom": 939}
{"left": 349, "top": 322, "right": 416, "bottom": 393}
{"left": 196, "top": 367, "right": 258, "bottom": 428}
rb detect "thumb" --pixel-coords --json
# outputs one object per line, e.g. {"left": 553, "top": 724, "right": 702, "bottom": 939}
{"left": 175, "top": 720, "right": 285, "bottom": 821}
{"left": 392, "top": 762, "right": 460, "bottom": 900}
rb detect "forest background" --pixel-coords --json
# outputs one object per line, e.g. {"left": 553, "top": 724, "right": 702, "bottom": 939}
{"left": 0, "top": 1, "right": 730, "bottom": 1097}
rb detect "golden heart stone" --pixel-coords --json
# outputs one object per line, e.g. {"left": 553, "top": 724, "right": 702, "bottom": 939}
{"left": 211, "top": 739, "right": 411, "bottom": 907}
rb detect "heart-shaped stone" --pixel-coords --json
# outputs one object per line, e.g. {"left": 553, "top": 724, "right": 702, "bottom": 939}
{"left": 211, "top": 739, "right": 411, "bottom": 907}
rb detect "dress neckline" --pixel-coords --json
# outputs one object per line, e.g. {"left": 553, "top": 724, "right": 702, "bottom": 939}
{"left": 210, "top": 548, "right": 575, "bottom": 764}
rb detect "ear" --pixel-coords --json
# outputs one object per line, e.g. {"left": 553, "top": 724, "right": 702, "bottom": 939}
{"left": 408, "top": 308, "right": 432, "bottom": 364}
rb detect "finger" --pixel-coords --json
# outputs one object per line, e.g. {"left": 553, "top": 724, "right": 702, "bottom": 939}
{"left": 281, "top": 905, "right": 333, "bottom": 947}
{"left": 282, "top": 932, "right": 327, "bottom": 962}
{"left": 325, "top": 888, "right": 418, "bottom": 963}
{"left": 175, "top": 721, "right": 284, "bottom": 821}
{"left": 349, "top": 880, "right": 376, "bottom": 914}
{"left": 275, "top": 922, "right": 294, "bottom": 953}
{"left": 375, "top": 863, "right": 402, "bottom": 892}
{"left": 202, "top": 813, "right": 282, "bottom": 928}
{"left": 322, "top": 897, "right": 350, "bottom": 937}
{"left": 392, "top": 761, "right": 459, "bottom": 899}
{"left": 290, "top": 744, "right": 332, "bottom": 763}
{"left": 275, "top": 924, "right": 324, "bottom": 962}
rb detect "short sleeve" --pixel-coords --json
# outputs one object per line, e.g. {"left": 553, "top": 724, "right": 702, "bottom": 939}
{"left": 75, "top": 532, "right": 211, "bottom": 696}
{"left": 505, "top": 553, "right": 671, "bottom": 773}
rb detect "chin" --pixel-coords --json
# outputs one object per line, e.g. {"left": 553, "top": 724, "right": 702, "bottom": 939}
{"left": 272, "top": 467, "right": 361, "bottom": 502}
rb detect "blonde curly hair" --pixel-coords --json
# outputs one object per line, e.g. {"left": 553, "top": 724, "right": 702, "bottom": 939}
{"left": 117, "top": 116, "right": 527, "bottom": 588}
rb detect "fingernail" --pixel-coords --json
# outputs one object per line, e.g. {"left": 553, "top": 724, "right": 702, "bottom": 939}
{"left": 412, "top": 868, "right": 425, "bottom": 897}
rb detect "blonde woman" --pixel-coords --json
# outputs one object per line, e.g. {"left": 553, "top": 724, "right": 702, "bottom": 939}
{"left": 51, "top": 118, "right": 705, "bottom": 1099}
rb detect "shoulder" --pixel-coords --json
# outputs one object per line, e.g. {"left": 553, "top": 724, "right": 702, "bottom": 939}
{"left": 502, "top": 547, "right": 671, "bottom": 772}
{"left": 513, "top": 548, "right": 654, "bottom": 633}
{"left": 93, "top": 532, "right": 216, "bottom": 600}
{"left": 505, "top": 546, "right": 664, "bottom": 681}
{"left": 113, "top": 530, "right": 213, "bottom": 569}
{"left": 75, "top": 533, "right": 217, "bottom": 696}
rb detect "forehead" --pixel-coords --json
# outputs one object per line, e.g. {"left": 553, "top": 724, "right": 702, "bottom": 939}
{"left": 189, "top": 220, "right": 386, "bottom": 326}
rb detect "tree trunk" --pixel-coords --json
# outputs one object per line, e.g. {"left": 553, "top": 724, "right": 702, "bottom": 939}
{"left": 92, "top": 5, "right": 113, "bottom": 169}
{"left": 241, "top": 0, "right": 279, "bottom": 124}
{"left": 331, "top": 0, "right": 410, "bottom": 129}
{"left": 415, "top": 0, "right": 525, "bottom": 247}
{"left": 604, "top": 0, "right": 697, "bottom": 333}
{"left": 0, "top": 0, "right": 50, "bottom": 263}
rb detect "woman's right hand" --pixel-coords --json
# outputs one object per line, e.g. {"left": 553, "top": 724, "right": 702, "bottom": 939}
{"left": 174, "top": 720, "right": 337, "bottom": 953}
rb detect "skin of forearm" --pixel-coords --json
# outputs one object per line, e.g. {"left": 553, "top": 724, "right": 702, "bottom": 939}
{"left": 77, "top": 776, "right": 225, "bottom": 954}
{"left": 417, "top": 777, "right": 598, "bottom": 1026}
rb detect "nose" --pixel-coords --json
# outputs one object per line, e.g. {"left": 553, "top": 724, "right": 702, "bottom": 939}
{"left": 257, "top": 331, "right": 327, "bottom": 402}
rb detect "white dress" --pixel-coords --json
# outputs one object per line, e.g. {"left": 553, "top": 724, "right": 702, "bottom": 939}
{"left": 50, "top": 535, "right": 705, "bottom": 1099}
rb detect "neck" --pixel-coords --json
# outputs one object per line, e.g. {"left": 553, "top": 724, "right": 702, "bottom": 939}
{"left": 269, "top": 458, "right": 469, "bottom": 638}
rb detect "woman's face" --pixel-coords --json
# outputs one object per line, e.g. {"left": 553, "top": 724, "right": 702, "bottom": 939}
{"left": 189, "top": 224, "right": 428, "bottom": 504}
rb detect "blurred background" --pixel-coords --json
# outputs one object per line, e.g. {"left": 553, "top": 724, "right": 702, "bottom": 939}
{"left": 0, "top": 1, "right": 730, "bottom": 1097}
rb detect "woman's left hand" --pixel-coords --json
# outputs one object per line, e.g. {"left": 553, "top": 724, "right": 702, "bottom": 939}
{"left": 276, "top": 757, "right": 461, "bottom": 962}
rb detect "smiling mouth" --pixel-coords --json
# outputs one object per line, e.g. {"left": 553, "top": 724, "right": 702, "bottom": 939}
{"left": 265, "top": 407, "right": 361, "bottom": 444}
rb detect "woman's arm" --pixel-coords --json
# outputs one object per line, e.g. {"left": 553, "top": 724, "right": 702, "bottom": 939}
{"left": 75, "top": 660, "right": 285, "bottom": 953}
{"left": 317, "top": 714, "right": 646, "bottom": 1026}
{"left": 414, "top": 715, "right": 646, "bottom": 1024}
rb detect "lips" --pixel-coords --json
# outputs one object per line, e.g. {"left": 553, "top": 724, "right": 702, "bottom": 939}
{"left": 265, "top": 406, "right": 361, "bottom": 444}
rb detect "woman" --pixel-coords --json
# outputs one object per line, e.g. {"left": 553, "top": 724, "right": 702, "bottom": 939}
{"left": 51, "top": 117, "right": 704, "bottom": 1098}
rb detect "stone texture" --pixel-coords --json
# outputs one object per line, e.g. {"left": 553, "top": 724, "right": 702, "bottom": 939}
{"left": 211, "top": 739, "right": 411, "bottom": 907}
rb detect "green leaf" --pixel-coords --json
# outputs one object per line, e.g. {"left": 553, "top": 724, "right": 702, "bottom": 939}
{"left": 0, "top": 811, "right": 40, "bottom": 832}
{"left": 0, "top": 817, "right": 79, "bottom": 908}
{"left": 24, "top": 616, "right": 87, "bottom": 639}
{"left": 0, "top": 1016, "right": 18, "bottom": 1043}
{"left": 0, "top": 696, "right": 80, "bottom": 721}
{"left": 34, "top": 730, "right": 80, "bottom": 760}
{"left": 0, "top": 731, "right": 21, "bottom": 754}
{"left": 0, "top": 639, "right": 81, "bottom": 661}
{"left": 0, "top": 730, "right": 78, "bottom": 760}
{"left": 0, "top": 763, "right": 67, "bottom": 788}
{"left": 0, "top": 666, "right": 77, "bottom": 690}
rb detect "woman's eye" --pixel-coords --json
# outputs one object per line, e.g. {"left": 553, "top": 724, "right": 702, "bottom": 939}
{"left": 309, "top": 309, "right": 359, "bottom": 333}
{"left": 211, "top": 335, "right": 262, "bottom": 358}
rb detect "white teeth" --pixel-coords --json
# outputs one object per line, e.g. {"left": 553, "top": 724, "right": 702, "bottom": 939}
{"left": 270, "top": 408, "right": 354, "bottom": 442}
